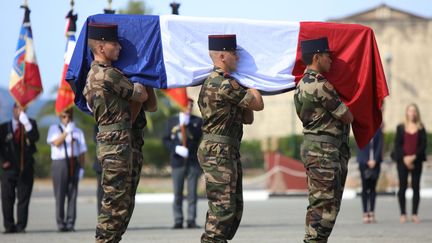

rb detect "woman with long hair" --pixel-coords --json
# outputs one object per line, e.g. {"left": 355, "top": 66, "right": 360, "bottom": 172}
{"left": 392, "top": 103, "right": 427, "bottom": 224}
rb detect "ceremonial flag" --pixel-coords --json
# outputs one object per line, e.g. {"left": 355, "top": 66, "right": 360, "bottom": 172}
{"left": 55, "top": 10, "right": 77, "bottom": 115}
{"left": 66, "top": 14, "right": 388, "bottom": 148}
{"left": 9, "top": 5, "right": 43, "bottom": 108}
{"left": 162, "top": 88, "right": 188, "bottom": 110}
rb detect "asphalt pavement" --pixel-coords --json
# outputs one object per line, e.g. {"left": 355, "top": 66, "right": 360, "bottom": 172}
{"left": 1, "top": 191, "right": 431, "bottom": 243}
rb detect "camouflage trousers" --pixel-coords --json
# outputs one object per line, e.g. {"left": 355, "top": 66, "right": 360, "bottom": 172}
{"left": 301, "top": 140, "right": 349, "bottom": 243}
{"left": 95, "top": 140, "right": 143, "bottom": 243}
{"left": 198, "top": 150, "right": 243, "bottom": 243}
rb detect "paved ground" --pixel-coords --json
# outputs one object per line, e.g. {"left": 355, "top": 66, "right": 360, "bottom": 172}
{"left": 1, "top": 192, "right": 431, "bottom": 242}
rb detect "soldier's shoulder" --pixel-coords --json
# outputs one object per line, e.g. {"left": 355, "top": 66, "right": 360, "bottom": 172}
{"left": 220, "top": 74, "right": 241, "bottom": 90}
{"left": 204, "top": 71, "right": 224, "bottom": 88}
{"left": 104, "top": 67, "right": 125, "bottom": 80}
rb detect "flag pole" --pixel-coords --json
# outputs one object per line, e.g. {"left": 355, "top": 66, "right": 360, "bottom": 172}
{"left": 19, "top": 0, "right": 28, "bottom": 176}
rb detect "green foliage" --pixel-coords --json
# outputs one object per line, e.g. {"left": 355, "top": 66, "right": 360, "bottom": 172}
{"left": 118, "top": 0, "right": 152, "bottom": 15}
{"left": 240, "top": 140, "right": 264, "bottom": 168}
{"left": 143, "top": 138, "right": 169, "bottom": 168}
{"left": 278, "top": 135, "right": 303, "bottom": 160}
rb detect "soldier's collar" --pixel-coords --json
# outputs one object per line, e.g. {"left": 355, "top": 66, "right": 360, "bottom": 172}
{"left": 213, "top": 66, "right": 232, "bottom": 78}
{"left": 304, "top": 68, "right": 320, "bottom": 75}
{"left": 92, "top": 60, "right": 112, "bottom": 68}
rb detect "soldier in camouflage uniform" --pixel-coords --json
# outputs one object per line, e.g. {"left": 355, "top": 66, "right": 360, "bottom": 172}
{"left": 197, "top": 34, "right": 264, "bottom": 243}
{"left": 294, "top": 37, "right": 353, "bottom": 243}
{"left": 121, "top": 95, "right": 157, "bottom": 235}
{"left": 83, "top": 23, "right": 152, "bottom": 243}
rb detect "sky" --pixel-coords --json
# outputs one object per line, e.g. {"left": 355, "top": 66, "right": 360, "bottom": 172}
{"left": 0, "top": 0, "right": 431, "bottom": 100}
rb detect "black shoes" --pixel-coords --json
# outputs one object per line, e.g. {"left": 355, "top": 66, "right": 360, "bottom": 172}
{"left": 3, "top": 227, "right": 25, "bottom": 234}
{"left": 3, "top": 228, "right": 16, "bottom": 234}
{"left": 172, "top": 223, "right": 183, "bottom": 229}
{"left": 172, "top": 221, "right": 200, "bottom": 229}
{"left": 58, "top": 227, "right": 68, "bottom": 232}
{"left": 187, "top": 221, "right": 200, "bottom": 229}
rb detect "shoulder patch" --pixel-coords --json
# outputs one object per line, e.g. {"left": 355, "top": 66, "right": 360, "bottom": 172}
{"left": 229, "top": 79, "right": 240, "bottom": 89}
{"left": 323, "top": 81, "right": 334, "bottom": 90}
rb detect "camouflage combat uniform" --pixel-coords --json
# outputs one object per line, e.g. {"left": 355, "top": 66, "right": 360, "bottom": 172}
{"left": 121, "top": 107, "right": 146, "bottom": 235}
{"left": 197, "top": 67, "right": 254, "bottom": 243}
{"left": 84, "top": 61, "right": 135, "bottom": 243}
{"left": 294, "top": 69, "right": 350, "bottom": 243}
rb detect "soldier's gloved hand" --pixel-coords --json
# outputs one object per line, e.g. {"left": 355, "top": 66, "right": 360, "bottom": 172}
{"left": 175, "top": 145, "right": 189, "bottom": 158}
{"left": 64, "top": 122, "right": 75, "bottom": 134}
{"left": 19, "top": 111, "right": 33, "bottom": 131}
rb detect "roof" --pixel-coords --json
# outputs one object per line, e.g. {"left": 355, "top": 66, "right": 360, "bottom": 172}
{"left": 328, "top": 4, "right": 430, "bottom": 22}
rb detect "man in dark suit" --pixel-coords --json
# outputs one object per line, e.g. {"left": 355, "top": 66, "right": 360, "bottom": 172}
{"left": 163, "top": 98, "right": 203, "bottom": 229}
{"left": 0, "top": 103, "right": 39, "bottom": 233}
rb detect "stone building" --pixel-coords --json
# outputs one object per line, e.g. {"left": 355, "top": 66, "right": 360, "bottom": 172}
{"left": 188, "top": 4, "right": 431, "bottom": 143}
{"left": 329, "top": 4, "right": 432, "bottom": 134}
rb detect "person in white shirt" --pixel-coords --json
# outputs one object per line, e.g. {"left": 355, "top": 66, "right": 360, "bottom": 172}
{"left": 47, "top": 108, "right": 87, "bottom": 232}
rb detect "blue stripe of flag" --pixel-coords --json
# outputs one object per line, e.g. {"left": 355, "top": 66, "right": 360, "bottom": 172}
{"left": 66, "top": 14, "right": 166, "bottom": 113}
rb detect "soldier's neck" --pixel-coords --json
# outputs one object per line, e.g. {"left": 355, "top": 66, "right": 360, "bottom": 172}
{"left": 213, "top": 63, "right": 230, "bottom": 74}
{"left": 306, "top": 65, "right": 320, "bottom": 73}
{"left": 94, "top": 56, "right": 112, "bottom": 66}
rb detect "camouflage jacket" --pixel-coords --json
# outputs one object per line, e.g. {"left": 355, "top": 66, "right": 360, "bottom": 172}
{"left": 83, "top": 61, "right": 134, "bottom": 144}
{"left": 198, "top": 66, "right": 254, "bottom": 138}
{"left": 294, "top": 69, "right": 349, "bottom": 139}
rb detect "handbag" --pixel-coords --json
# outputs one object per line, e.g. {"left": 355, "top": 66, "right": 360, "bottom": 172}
{"left": 364, "top": 168, "right": 378, "bottom": 180}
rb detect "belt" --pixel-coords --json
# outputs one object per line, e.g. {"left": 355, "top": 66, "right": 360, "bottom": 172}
{"left": 98, "top": 122, "right": 131, "bottom": 133}
{"left": 202, "top": 133, "right": 240, "bottom": 149}
{"left": 304, "top": 134, "right": 342, "bottom": 148}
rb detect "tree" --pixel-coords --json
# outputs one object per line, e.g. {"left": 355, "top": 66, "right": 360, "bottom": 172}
{"left": 118, "top": 0, "right": 152, "bottom": 15}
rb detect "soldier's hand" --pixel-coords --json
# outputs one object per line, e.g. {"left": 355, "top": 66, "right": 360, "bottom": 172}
{"left": 131, "top": 83, "right": 149, "bottom": 103}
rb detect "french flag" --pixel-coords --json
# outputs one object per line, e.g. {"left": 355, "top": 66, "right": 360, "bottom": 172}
{"left": 67, "top": 14, "right": 388, "bottom": 148}
{"left": 9, "top": 5, "right": 43, "bottom": 108}
{"left": 55, "top": 10, "right": 78, "bottom": 115}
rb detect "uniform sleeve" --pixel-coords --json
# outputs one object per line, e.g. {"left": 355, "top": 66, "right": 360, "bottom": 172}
{"left": 78, "top": 130, "right": 88, "bottom": 154}
{"left": 103, "top": 68, "right": 134, "bottom": 100}
{"left": 47, "top": 125, "right": 60, "bottom": 144}
{"left": 219, "top": 78, "right": 254, "bottom": 109}
{"left": 316, "top": 81, "right": 348, "bottom": 119}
